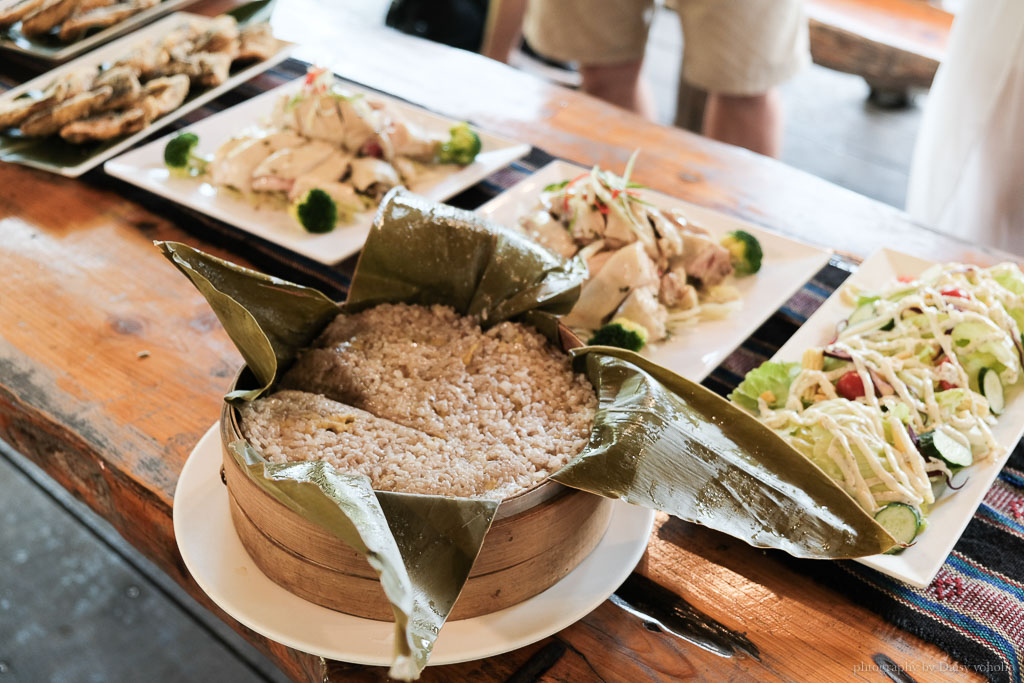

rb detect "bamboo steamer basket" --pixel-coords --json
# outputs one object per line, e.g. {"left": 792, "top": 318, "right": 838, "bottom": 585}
{"left": 219, "top": 324, "right": 614, "bottom": 621}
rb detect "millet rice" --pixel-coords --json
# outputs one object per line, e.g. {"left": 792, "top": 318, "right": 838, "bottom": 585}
{"left": 240, "top": 303, "right": 597, "bottom": 499}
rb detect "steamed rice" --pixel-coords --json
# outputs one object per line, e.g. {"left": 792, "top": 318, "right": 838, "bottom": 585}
{"left": 240, "top": 303, "right": 597, "bottom": 499}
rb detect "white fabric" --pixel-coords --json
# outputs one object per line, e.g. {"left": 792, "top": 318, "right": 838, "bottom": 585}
{"left": 906, "top": 0, "right": 1024, "bottom": 256}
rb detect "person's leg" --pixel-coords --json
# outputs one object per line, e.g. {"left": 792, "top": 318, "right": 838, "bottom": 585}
{"left": 480, "top": 0, "right": 527, "bottom": 63}
{"left": 674, "top": 0, "right": 808, "bottom": 157}
{"left": 580, "top": 61, "right": 657, "bottom": 119}
{"left": 523, "top": 0, "right": 655, "bottom": 114}
{"left": 703, "top": 90, "right": 782, "bottom": 157}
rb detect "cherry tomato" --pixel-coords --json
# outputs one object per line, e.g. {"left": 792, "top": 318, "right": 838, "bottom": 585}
{"left": 836, "top": 371, "right": 866, "bottom": 400}
{"left": 940, "top": 287, "right": 968, "bottom": 299}
{"left": 939, "top": 380, "right": 957, "bottom": 391}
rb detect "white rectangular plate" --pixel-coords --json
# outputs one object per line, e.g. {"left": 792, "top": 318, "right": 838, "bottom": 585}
{"left": 773, "top": 248, "right": 1024, "bottom": 587}
{"left": 476, "top": 160, "right": 833, "bottom": 381}
{"left": 0, "top": 0, "right": 192, "bottom": 62}
{"left": 0, "top": 12, "right": 294, "bottom": 177}
{"left": 105, "top": 79, "right": 532, "bottom": 265}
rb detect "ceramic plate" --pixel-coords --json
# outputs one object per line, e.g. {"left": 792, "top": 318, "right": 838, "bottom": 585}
{"left": 0, "top": 11, "right": 294, "bottom": 177}
{"left": 0, "top": 0, "right": 192, "bottom": 62}
{"left": 173, "top": 424, "right": 655, "bottom": 666}
{"left": 773, "top": 248, "right": 1024, "bottom": 587}
{"left": 105, "top": 80, "right": 531, "bottom": 264}
{"left": 476, "top": 160, "right": 834, "bottom": 381}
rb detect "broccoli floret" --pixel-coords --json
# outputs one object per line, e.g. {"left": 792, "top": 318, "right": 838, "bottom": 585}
{"left": 721, "top": 229, "right": 763, "bottom": 276}
{"left": 588, "top": 318, "right": 648, "bottom": 352}
{"left": 291, "top": 188, "right": 338, "bottom": 233}
{"left": 437, "top": 122, "right": 481, "bottom": 165}
{"left": 163, "top": 132, "right": 207, "bottom": 176}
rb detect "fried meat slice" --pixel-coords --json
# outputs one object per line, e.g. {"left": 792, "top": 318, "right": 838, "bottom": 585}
{"left": 19, "top": 85, "right": 111, "bottom": 136}
{"left": 20, "top": 0, "right": 80, "bottom": 36}
{"left": 59, "top": 105, "right": 146, "bottom": 142}
{"left": 0, "top": 0, "right": 45, "bottom": 26}
{"left": 235, "top": 22, "right": 276, "bottom": 62}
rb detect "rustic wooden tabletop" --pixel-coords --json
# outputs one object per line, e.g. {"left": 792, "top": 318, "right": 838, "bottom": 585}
{"left": 0, "top": 0, "right": 999, "bottom": 680}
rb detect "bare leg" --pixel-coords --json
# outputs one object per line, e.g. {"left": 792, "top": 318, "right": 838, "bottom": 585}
{"left": 481, "top": 0, "right": 527, "bottom": 63}
{"left": 703, "top": 90, "right": 783, "bottom": 158}
{"left": 580, "top": 61, "right": 657, "bottom": 120}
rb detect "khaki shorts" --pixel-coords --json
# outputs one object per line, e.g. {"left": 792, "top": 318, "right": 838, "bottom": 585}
{"left": 522, "top": 0, "right": 809, "bottom": 95}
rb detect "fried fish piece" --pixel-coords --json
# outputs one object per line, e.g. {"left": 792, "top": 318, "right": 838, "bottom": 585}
{"left": 20, "top": 0, "right": 80, "bottom": 36}
{"left": 235, "top": 22, "right": 276, "bottom": 62}
{"left": 77, "top": 0, "right": 116, "bottom": 11}
{"left": 138, "top": 73, "right": 189, "bottom": 120}
{"left": 93, "top": 65, "right": 142, "bottom": 110}
{"left": 19, "top": 85, "right": 111, "bottom": 136}
{"left": 114, "top": 41, "right": 164, "bottom": 76}
{"left": 0, "top": 0, "right": 45, "bottom": 26}
{"left": 0, "top": 95, "right": 48, "bottom": 129}
{"left": 58, "top": 0, "right": 153, "bottom": 42}
{"left": 194, "top": 14, "right": 238, "bottom": 56}
{"left": 0, "top": 66, "right": 94, "bottom": 128}
{"left": 59, "top": 105, "right": 145, "bottom": 143}
{"left": 156, "top": 51, "right": 231, "bottom": 87}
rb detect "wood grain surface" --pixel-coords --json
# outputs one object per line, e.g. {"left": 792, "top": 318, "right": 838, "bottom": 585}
{"left": 0, "top": 1, "right": 998, "bottom": 681}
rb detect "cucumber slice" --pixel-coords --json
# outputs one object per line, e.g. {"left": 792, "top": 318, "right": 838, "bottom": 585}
{"left": 846, "top": 303, "right": 876, "bottom": 326}
{"left": 845, "top": 302, "right": 894, "bottom": 332}
{"left": 875, "top": 503, "right": 922, "bottom": 549}
{"left": 918, "top": 429, "right": 974, "bottom": 468}
{"left": 979, "top": 367, "right": 1004, "bottom": 415}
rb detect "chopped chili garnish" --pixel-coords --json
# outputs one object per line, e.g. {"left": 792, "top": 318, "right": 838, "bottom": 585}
{"left": 305, "top": 66, "right": 328, "bottom": 92}
{"left": 897, "top": 275, "right": 914, "bottom": 283}
{"left": 562, "top": 172, "right": 590, "bottom": 213}
{"left": 939, "top": 380, "right": 957, "bottom": 391}
{"left": 941, "top": 287, "right": 969, "bottom": 299}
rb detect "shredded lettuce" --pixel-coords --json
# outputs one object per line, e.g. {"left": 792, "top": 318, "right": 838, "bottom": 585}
{"left": 951, "top": 321, "right": 1019, "bottom": 385}
{"left": 989, "top": 263, "right": 1024, "bottom": 296}
{"left": 729, "top": 361, "right": 801, "bottom": 413}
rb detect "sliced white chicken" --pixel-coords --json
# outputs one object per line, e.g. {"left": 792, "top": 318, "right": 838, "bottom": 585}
{"left": 569, "top": 202, "right": 605, "bottom": 244}
{"left": 676, "top": 233, "right": 734, "bottom": 286}
{"left": 209, "top": 131, "right": 305, "bottom": 192}
{"left": 251, "top": 140, "right": 337, "bottom": 193}
{"left": 584, "top": 248, "right": 614, "bottom": 279}
{"left": 285, "top": 95, "right": 347, "bottom": 145}
{"left": 648, "top": 208, "right": 684, "bottom": 264}
{"left": 522, "top": 209, "right": 577, "bottom": 259}
{"left": 337, "top": 97, "right": 380, "bottom": 153}
{"left": 385, "top": 114, "right": 440, "bottom": 160}
{"left": 616, "top": 287, "right": 668, "bottom": 341}
{"left": 348, "top": 157, "right": 400, "bottom": 193}
{"left": 659, "top": 268, "right": 699, "bottom": 309}
{"left": 562, "top": 242, "right": 659, "bottom": 330}
{"left": 286, "top": 151, "right": 352, "bottom": 201}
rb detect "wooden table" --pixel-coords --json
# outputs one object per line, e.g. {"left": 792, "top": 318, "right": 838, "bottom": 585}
{"left": 0, "top": 2, "right": 999, "bottom": 681}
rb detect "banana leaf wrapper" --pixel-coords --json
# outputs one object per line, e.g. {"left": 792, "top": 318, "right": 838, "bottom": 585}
{"left": 159, "top": 188, "right": 895, "bottom": 679}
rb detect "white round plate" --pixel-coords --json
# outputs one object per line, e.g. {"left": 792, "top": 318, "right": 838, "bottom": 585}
{"left": 173, "top": 424, "right": 656, "bottom": 666}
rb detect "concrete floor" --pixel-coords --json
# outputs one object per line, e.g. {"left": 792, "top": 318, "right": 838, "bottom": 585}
{"left": 0, "top": 6, "right": 928, "bottom": 682}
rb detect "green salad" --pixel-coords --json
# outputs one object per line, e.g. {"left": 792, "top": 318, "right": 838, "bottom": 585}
{"left": 731, "top": 262, "right": 1024, "bottom": 548}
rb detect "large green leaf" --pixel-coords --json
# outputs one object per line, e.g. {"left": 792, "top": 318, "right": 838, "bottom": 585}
{"left": 346, "top": 188, "right": 587, "bottom": 324}
{"left": 230, "top": 441, "right": 497, "bottom": 679}
{"left": 562, "top": 348, "right": 896, "bottom": 558}
{"left": 158, "top": 241, "right": 338, "bottom": 401}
